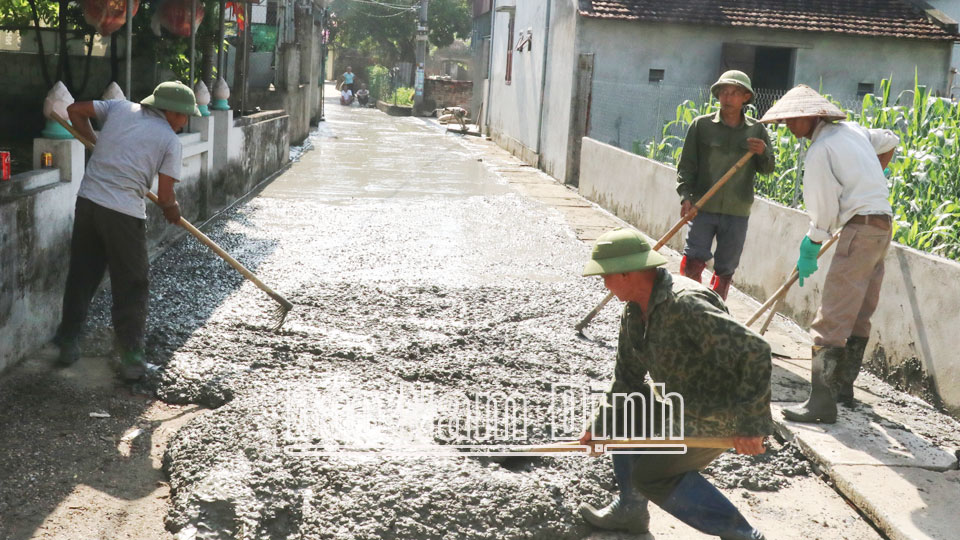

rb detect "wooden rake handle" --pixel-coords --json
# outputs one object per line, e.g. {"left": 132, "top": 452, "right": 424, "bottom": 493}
{"left": 51, "top": 111, "right": 293, "bottom": 312}
{"left": 745, "top": 231, "right": 842, "bottom": 327}
{"left": 575, "top": 151, "right": 755, "bottom": 332}
{"left": 521, "top": 437, "right": 736, "bottom": 454}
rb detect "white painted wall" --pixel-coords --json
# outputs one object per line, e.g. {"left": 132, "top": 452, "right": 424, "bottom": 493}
{"left": 579, "top": 137, "right": 960, "bottom": 414}
{"left": 578, "top": 19, "right": 953, "bottom": 151}
{"left": 487, "top": 2, "right": 549, "bottom": 160}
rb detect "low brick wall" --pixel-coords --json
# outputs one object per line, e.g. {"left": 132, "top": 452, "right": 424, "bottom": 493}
{"left": 424, "top": 78, "right": 474, "bottom": 112}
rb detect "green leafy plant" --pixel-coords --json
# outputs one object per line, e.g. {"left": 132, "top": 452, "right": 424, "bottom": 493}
{"left": 366, "top": 64, "right": 390, "bottom": 102}
{"left": 252, "top": 24, "right": 277, "bottom": 53}
{"left": 389, "top": 86, "right": 414, "bottom": 107}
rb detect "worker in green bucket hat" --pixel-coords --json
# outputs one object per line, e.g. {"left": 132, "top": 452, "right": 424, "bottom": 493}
{"left": 53, "top": 80, "right": 198, "bottom": 382}
{"left": 676, "top": 69, "right": 775, "bottom": 301}
{"left": 577, "top": 228, "right": 773, "bottom": 540}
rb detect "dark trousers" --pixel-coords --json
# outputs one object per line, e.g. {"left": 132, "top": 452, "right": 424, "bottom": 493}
{"left": 682, "top": 211, "right": 750, "bottom": 276}
{"left": 57, "top": 197, "right": 149, "bottom": 352}
{"left": 614, "top": 447, "right": 726, "bottom": 505}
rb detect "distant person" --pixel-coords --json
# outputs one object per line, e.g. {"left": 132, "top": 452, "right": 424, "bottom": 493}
{"left": 675, "top": 70, "right": 775, "bottom": 300}
{"left": 340, "top": 87, "right": 354, "bottom": 106}
{"left": 760, "top": 85, "right": 898, "bottom": 424}
{"left": 341, "top": 66, "right": 355, "bottom": 93}
{"left": 356, "top": 84, "right": 370, "bottom": 107}
{"left": 53, "top": 81, "right": 199, "bottom": 381}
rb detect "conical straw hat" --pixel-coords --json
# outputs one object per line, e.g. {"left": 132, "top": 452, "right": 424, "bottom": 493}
{"left": 759, "top": 84, "right": 846, "bottom": 124}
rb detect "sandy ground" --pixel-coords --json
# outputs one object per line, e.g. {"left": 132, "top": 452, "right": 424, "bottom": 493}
{"left": 2, "top": 87, "right": 946, "bottom": 540}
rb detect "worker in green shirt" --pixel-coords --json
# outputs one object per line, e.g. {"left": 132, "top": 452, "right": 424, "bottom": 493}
{"left": 676, "top": 70, "right": 775, "bottom": 300}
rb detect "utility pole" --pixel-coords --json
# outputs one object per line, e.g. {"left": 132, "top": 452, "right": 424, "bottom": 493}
{"left": 414, "top": 0, "right": 428, "bottom": 114}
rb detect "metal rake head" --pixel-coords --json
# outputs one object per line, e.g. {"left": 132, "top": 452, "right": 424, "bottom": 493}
{"left": 269, "top": 298, "right": 294, "bottom": 332}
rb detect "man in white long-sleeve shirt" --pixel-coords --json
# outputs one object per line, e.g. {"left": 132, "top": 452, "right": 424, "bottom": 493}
{"left": 760, "top": 85, "right": 898, "bottom": 424}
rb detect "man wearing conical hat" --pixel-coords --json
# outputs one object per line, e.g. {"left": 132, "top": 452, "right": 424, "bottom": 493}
{"left": 676, "top": 70, "right": 776, "bottom": 301}
{"left": 759, "top": 85, "right": 898, "bottom": 424}
{"left": 577, "top": 228, "right": 772, "bottom": 540}
{"left": 53, "top": 81, "right": 200, "bottom": 381}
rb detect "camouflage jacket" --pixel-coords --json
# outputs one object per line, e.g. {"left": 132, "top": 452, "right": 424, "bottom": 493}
{"left": 591, "top": 269, "right": 773, "bottom": 438}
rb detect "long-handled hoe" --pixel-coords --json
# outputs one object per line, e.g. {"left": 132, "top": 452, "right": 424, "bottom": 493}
{"left": 52, "top": 111, "right": 293, "bottom": 330}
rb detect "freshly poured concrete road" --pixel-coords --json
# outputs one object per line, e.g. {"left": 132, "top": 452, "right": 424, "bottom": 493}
{"left": 5, "top": 87, "right": 957, "bottom": 539}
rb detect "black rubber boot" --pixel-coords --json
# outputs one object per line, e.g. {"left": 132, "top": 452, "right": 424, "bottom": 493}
{"left": 659, "top": 471, "right": 765, "bottom": 540}
{"left": 834, "top": 336, "right": 868, "bottom": 406}
{"left": 53, "top": 334, "right": 80, "bottom": 367}
{"left": 783, "top": 346, "right": 843, "bottom": 424}
{"left": 579, "top": 454, "right": 650, "bottom": 534}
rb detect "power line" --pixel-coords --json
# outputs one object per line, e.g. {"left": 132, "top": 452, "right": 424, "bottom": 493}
{"left": 344, "top": 0, "right": 419, "bottom": 11}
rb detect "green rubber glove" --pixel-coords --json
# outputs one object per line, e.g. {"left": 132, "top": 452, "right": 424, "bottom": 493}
{"left": 796, "top": 236, "right": 821, "bottom": 287}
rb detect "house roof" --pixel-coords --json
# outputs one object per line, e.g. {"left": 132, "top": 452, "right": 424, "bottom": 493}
{"left": 578, "top": 0, "right": 959, "bottom": 41}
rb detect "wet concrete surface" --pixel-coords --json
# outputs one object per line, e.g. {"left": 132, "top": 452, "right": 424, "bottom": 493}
{"left": 1, "top": 92, "right": 892, "bottom": 540}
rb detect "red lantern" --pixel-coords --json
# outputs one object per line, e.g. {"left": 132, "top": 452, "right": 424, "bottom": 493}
{"left": 157, "top": 0, "right": 205, "bottom": 37}
{"left": 82, "top": 0, "right": 139, "bottom": 36}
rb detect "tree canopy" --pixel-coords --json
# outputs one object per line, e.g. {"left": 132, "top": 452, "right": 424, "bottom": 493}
{"left": 328, "top": 0, "right": 470, "bottom": 65}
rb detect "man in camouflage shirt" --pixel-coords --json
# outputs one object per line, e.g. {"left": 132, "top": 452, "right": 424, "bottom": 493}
{"left": 578, "top": 228, "right": 772, "bottom": 540}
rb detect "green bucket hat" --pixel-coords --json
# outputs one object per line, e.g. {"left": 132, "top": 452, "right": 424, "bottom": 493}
{"left": 582, "top": 228, "right": 667, "bottom": 277}
{"left": 710, "top": 70, "right": 754, "bottom": 101}
{"left": 141, "top": 81, "right": 201, "bottom": 117}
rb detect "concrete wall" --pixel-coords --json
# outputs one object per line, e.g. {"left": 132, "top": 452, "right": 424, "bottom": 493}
{"left": 0, "top": 112, "right": 290, "bottom": 375}
{"left": 538, "top": 0, "right": 579, "bottom": 182}
{"left": 0, "top": 164, "right": 82, "bottom": 374}
{"left": 249, "top": 85, "right": 313, "bottom": 145}
{"left": 578, "top": 137, "right": 960, "bottom": 413}
{"left": 578, "top": 19, "right": 953, "bottom": 152}
{"left": 487, "top": 2, "right": 549, "bottom": 163}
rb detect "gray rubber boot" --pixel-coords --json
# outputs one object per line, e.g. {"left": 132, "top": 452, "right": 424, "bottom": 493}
{"left": 579, "top": 454, "right": 650, "bottom": 534}
{"left": 834, "top": 336, "right": 868, "bottom": 406}
{"left": 783, "top": 346, "right": 843, "bottom": 424}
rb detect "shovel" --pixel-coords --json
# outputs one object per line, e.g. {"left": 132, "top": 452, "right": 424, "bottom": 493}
{"left": 52, "top": 111, "right": 293, "bottom": 330}
{"left": 576, "top": 151, "right": 755, "bottom": 333}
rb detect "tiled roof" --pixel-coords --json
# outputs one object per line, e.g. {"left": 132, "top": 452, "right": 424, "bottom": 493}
{"left": 578, "top": 0, "right": 959, "bottom": 41}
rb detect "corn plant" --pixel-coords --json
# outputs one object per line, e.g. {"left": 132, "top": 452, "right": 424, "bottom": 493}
{"left": 637, "top": 97, "right": 719, "bottom": 164}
